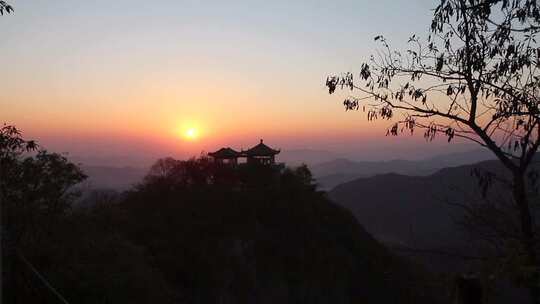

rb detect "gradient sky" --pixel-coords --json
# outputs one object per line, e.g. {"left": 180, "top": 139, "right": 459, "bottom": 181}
{"left": 1, "top": 0, "right": 473, "bottom": 165}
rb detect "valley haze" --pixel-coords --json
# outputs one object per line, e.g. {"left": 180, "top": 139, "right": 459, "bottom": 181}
{"left": 80, "top": 147, "right": 494, "bottom": 191}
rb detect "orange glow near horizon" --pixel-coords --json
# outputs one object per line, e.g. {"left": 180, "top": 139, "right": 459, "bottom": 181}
{"left": 0, "top": 0, "right": 456, "bottom": 163}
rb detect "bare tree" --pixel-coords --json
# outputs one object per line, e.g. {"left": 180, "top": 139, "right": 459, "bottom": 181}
{"left": 326, "top": 0, "right": 540, "bottom": 302}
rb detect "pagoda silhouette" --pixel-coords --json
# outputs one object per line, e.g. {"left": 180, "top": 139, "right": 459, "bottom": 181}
{"left": 209, "top": 139, "right": 280, "bottom": 166}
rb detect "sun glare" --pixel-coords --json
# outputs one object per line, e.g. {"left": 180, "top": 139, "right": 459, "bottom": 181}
{"left": 176, "top": 120, "right": 204, "bottom": 142}
{"left": 184, "top": 128, "right": 198, "bottom": 140}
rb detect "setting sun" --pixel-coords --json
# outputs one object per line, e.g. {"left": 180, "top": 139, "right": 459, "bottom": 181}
{"left": 176, "top": 120, "right": 204, "bottom": 142}
{"left": 184, "top": 128, "right": 198, "bottom": 140}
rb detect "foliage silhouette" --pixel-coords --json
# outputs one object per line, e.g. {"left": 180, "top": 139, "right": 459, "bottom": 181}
{"left": 115, "top": 156, "right": 440, "bottom": 303}
{"left": 1, "top": 125, "right": 86, "bottom": 303}
{"left": 326, "top": 0, "right": 540, "bottom": 302}
{"left": 0, "top": 1, "right": 13, "bottom": 15}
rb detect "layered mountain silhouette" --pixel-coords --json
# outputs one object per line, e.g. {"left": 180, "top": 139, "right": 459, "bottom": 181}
{"left": 313, "top": 149, "right": 494, "bottom": 190}
{"left": 327, "top": 156, "right": 538, "bottom": 303}
{"left": 328, "top": 157, "right": 533, "bottom": 251}
{"left": 80, "top": 149, "right": 494, "bottom": 191}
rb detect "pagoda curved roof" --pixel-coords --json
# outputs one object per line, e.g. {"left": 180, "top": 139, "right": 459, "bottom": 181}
{"left": 242, "top": 139, "right": 280, "bottom": 156}
{"left": 208, "top": 147, "right": 241, "bottom": 159}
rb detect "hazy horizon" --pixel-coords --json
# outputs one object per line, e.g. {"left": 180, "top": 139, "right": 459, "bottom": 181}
{"left": 63, "top": 139, "right": 486, "bottom": 168}
{"left": 1, "top": 0, "right": 449, "bottom": 163}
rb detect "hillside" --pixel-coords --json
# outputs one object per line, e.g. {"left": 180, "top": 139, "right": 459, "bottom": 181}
{"left": 328, "top": 159, "right": 512, "bottom": 249}
{"left": 23, "top": 158, "right": 442, "bottom": 304}
{"left": 327, "top": 158, "right": 539, "bottom": 302}
{"left": 117, "top": 161, "right": 439, "bottom": 304}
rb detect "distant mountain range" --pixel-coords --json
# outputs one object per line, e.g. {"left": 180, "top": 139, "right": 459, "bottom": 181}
{"left": 78, "top": 148, "right": 496, "bottom": 191}
{"left": 327, "top": 157, "right": 527, "bottom": 251}
{"left": 327, "top": 158, "right": 535, "bottom": 302}
{"left": 77, "top": 149, "right": 493, "bottom": 191}
{"left": 76, "top": 149, "right": 341, "bottom": 190}
{"left": 312, "top": 149, "right": 495, "bottom": 190}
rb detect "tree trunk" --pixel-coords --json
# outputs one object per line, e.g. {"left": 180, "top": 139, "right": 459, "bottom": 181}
{"left": 513, "top": 172, "right": 540, "bottom": 304}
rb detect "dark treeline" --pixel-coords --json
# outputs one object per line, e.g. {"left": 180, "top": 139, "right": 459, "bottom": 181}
{"left": 1, "top": 126, "right": 441, "bottom": 304}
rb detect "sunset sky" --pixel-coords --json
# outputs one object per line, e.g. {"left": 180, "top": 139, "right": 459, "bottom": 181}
{"left": 0, "top": 0, "right": 474, "bottom": 165}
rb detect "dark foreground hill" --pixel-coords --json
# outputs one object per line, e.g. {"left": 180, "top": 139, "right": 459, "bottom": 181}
{"left": 115, "top": 159, "right": 439, "bottom": 304}
{"left": 18, "top": 157, "right": 442, "bottom": 304}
